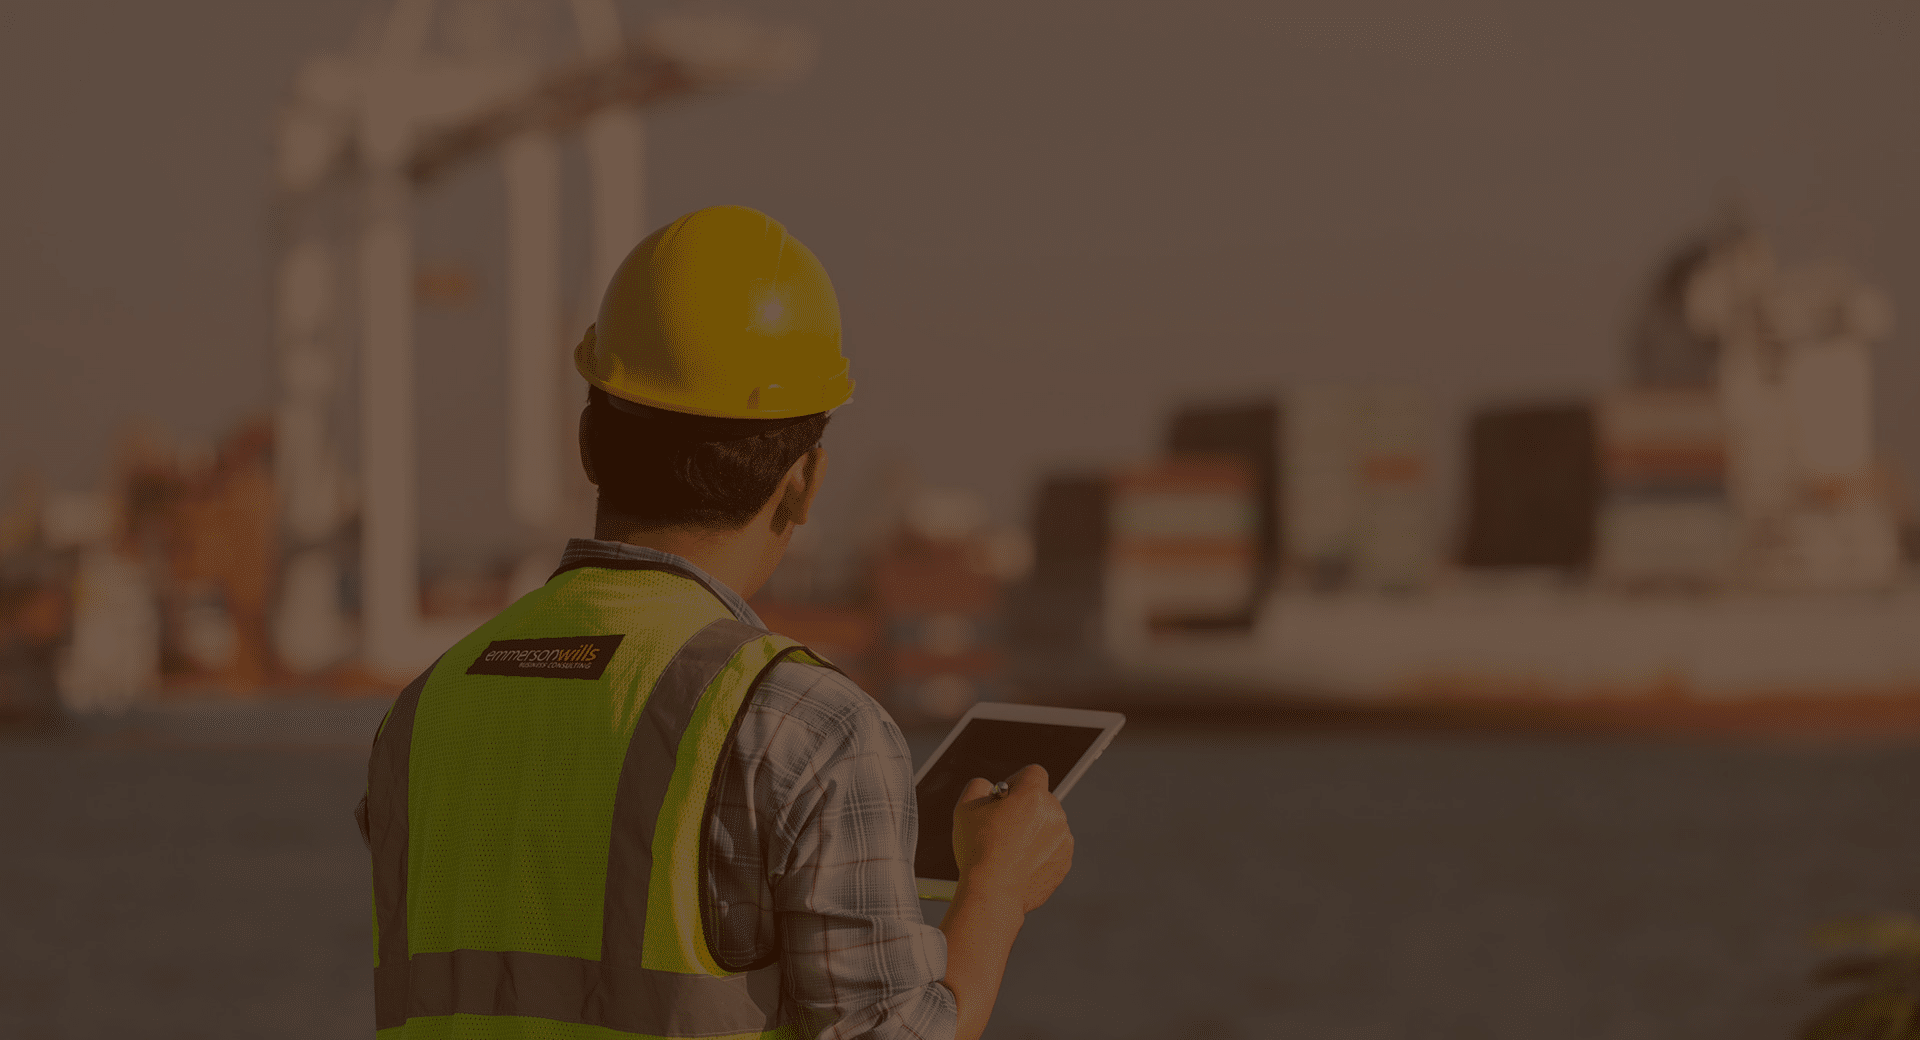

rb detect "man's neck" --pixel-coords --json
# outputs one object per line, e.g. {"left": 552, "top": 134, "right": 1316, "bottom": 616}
{"left": 595, "top": 506, "right": 786, "bottom": 601}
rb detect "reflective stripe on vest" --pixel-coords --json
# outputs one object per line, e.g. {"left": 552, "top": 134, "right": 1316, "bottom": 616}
{"left": 367, "top": 562, "right": 830, "bottom": 1038}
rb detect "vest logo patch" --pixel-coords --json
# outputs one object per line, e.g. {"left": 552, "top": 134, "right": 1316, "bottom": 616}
{"left": 466, "top": 635, "right": 625, "bottom": 680}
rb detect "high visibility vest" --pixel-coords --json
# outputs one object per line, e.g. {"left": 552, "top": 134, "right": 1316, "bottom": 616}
{"left": 365, "top": 557, "right": 834, "bottom": 1039}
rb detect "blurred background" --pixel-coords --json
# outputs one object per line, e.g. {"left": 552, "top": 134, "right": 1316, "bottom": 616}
{"left": 4, "top": 1, "right": 1920, "bottom": 1037}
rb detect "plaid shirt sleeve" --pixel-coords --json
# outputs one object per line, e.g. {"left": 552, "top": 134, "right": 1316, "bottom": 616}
{"left": 705, "top": 660, "right": 959, "bottom": 1040}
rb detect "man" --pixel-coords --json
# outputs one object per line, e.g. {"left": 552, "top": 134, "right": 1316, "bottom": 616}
{"left": 361, "top": 205, "right": 1072, "bottom": 1040}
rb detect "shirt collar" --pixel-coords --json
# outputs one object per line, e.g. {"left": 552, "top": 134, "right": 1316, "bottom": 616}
{"left": 554, "top": 537, "right": 767, "bottom": 630}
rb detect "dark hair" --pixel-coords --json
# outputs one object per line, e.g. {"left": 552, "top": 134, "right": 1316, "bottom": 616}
{"left": 580, "top": 387, "right": 831, "bottom": 530}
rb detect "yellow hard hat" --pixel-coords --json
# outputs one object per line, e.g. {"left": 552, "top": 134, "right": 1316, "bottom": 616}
{"left": 574, "top": 205, "right": 854, "bottom": 419}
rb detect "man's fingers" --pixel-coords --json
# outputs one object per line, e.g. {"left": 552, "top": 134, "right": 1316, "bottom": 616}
{"left": 1008, "top": 763, "right": 1050, "bottom": 793}
{"left": 957, "top": 777, "right": 994, "bottom": 806}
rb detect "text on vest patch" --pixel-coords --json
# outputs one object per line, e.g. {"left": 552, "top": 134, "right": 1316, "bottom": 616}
{"left": 465, "top": 635, "right": 626, "bottom": 680}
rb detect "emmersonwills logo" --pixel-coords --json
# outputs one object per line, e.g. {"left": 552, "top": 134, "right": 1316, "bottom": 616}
{"left": 466, "top": 634, "right": 625, "bottom": 680}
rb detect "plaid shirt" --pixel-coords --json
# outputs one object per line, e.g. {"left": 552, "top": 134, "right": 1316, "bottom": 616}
{"left": 556, "top": 539, "right": 958, "bottom": 1040}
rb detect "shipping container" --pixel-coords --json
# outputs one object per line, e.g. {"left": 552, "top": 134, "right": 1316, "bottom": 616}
{"left": 1459, "top": 403, "right": 1600, "bottom": 570}
{"left": 1007, "top": 474, "right": 1109, "bottom": 654}
{"left": 1592, "top": 390, "right": 1733, "bottom": 587}
{"left": 869, "top": 533, "right": 1006, "bottom": 725}
{"left": 1165, "top": 401, "right": 1281, "bottom": 589}
{"left": 1284, "top": 387, "right": 1441, "bottom": 590}
{"left": 1105, "top": 455, "right": 1260, "bottom": 646}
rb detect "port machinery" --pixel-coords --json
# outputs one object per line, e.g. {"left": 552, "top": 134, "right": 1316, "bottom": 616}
{"left": 269, "top": 0, "right": 810, "bottom": 679}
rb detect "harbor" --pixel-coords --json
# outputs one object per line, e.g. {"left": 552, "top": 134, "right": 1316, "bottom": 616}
{"left": 6, "top": 1, "right": 1920, "bottom": 1036}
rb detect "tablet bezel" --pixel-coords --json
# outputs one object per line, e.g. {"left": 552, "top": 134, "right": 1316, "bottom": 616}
{"left": 912, "top": 702, "right": 1126, "bottom": 901}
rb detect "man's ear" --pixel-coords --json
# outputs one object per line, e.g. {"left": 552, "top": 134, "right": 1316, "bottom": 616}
{"left": 578, "top": 405, "right": 599, "bottom": 485}
{"left": 772, "top": 447, "right": 827, "bottom": 532}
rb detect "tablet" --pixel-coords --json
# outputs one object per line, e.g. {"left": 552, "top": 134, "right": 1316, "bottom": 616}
{"left": 912, "top": 702, "right": 1126, "bottom": 901}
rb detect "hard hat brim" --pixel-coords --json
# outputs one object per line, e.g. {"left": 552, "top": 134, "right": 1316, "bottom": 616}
{"left": 574, "top": 326, "right": 854, "bottom": 420}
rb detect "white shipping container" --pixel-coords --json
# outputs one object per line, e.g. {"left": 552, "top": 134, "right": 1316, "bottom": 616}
{"left": 1596, "top": 390, "right": 1725, "bottom": 449}
{"left": 1284, "top": 386, "right": 1441, "bottom": 588}
{"left": 1783, "top": 338, "right": 1874, "bottom": 481}
{"left": 1594, "top": 498, "right": 1737, "bottom": 585}
{"left": 1760, "top": 498, "right": 1903, "bottom": 592}
{"left": 58, "top": 550, "right": 160, "bottom": 713}
{"left": 1284, "top": 387, "right": 1362, "bottom": 566}
{"left": 1104, "top": 561, "right": 1260, "bottom": 654}
{"left": 1109, "top": 562, "right": 1258, "bottom": 614}
{"left": 1352, "top": 484, "right": 1440, "bottom": 589}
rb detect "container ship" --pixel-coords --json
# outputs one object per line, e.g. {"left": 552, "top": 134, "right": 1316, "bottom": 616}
{"left": 1001, "top": 229, "right": 1920, "bottom": 736}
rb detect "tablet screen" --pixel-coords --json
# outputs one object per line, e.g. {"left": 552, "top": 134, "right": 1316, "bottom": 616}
{"left": 913, "top": 718, "right": 1105, "bottom": 883}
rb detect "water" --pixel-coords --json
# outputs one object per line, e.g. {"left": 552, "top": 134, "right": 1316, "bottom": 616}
{"left": 943, "top": 728, "right": 1920, "bottom": 1039}
{"left": 3, "top": 706, "right": 1916, "bottom": 1039}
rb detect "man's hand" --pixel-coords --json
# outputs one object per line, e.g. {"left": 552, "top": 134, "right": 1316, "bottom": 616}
{"left": 940, "top": 764, "right": 1073, "bottom": 1040}
{"left": 951, "top": 763, "right": 1074, "bottom": 914}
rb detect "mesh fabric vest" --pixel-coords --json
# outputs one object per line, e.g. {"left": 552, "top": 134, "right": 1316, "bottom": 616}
{"left": 366, "top": 558, "right": 831, "bottom": 1039}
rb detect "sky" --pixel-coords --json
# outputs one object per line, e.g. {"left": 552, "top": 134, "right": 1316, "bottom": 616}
{"left": 5, "top": 0, "right": 1918, "bottom": 570}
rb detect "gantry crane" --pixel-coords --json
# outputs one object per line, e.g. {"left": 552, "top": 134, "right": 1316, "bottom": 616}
{"left": 271, "top": 0, "right": 811, "bottom": 679}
